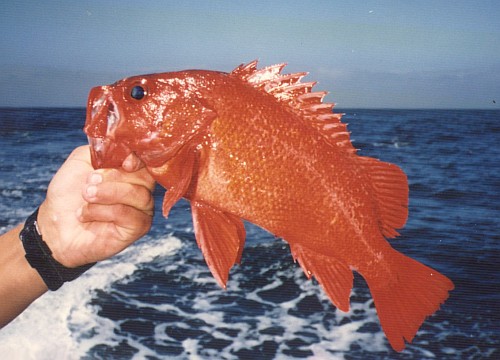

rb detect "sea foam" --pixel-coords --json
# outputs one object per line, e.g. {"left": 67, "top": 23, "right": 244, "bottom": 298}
{"left": 0, "top": 234, "right": 182, "bottom": 359}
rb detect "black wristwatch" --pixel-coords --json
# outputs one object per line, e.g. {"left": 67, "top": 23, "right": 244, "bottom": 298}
{"left": 19, "top": 208, "right": 95, "bottom": 291}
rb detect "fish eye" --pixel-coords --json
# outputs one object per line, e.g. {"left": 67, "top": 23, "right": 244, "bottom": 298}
{"left": 130, "top": 85, "right": 146, "bottom": 100}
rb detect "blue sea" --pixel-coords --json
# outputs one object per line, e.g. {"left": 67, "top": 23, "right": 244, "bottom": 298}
{"left": 0, "top": 108, "right": 498, "bottom": 359}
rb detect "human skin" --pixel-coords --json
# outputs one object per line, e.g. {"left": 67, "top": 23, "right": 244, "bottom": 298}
{"left": 0, "top": 145, "right": 155, "bottom": 328}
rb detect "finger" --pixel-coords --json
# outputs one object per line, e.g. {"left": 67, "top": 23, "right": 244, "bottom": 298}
{"left": 67, "top": 145, "right": 92, "bottom": 163}
{"left": 89, "top": 168, "right": 155, "bottom": 191}
{"left": 78, "top": 203, "right": 152, "bottom": 237}
{"left": 83, "top": 181, "right": 154, "bottom": 214}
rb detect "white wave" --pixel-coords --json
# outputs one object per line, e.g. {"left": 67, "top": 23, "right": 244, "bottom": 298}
{"left": 0, "top": 234, "right": 183, "bottom": 359}
{"left": 0, "top": 189, "right": 23, "bottom": 199}
{"left": 0, "top": 234, "right": 391, "bottom": 359}
{"left": 157, "top": 257, "right": 389, "bottom": 359}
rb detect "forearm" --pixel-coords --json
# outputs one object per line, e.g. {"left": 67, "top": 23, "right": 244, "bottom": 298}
{"left": 0, "top": 224, "right": 48, "bottom": 328}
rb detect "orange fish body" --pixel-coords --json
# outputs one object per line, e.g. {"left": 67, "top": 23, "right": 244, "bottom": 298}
{"left": 84, "top": 61, "right": 454, "bottom": 351}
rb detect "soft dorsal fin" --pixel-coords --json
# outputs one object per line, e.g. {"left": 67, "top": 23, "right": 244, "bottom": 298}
{"left": 231, "top": 60, "right": 356, "bottom": 154}
{"left": 358, "top": 156, "right": 409, "bottom": 238}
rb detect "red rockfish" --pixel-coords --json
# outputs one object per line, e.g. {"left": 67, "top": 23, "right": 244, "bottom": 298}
{"left": 84, "top": 61, "right": 454, "bottom": 351}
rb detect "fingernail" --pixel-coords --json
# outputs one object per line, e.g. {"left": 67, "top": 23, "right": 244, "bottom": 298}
{"left": 86, "top": 185, "right": 97, "bottom": 198}
{"left": 123, "top": 152, "right": 142, "bottom": 172}
{"left": 89, "top": 172, "right": 103, "bottom": 184}
{"left": 124, "top": 159, "right": 136, "bottom": 172}
{"left": 123, "top": 156, "right": 132, "bottom": 168}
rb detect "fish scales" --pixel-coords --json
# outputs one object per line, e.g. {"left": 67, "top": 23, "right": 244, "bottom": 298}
{"left": 84, "top": 60, "right": 454, "bottom": 352}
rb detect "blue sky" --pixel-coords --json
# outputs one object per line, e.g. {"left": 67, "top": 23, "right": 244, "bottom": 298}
{"left": 1, "top": 0, "right": 499, "bottom": 108}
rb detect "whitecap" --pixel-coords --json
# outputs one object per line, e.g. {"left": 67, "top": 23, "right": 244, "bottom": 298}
{"left": 0, "top": 234, "right": 183, "bottom": 359}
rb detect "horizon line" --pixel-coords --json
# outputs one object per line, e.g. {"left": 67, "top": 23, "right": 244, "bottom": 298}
{"left": 0, "top": 106, "right": 498, "bottom": 111}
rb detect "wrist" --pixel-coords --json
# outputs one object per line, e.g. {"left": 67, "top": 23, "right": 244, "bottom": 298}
{"left": 19, "top": 208, "right": 95, "bottom": 291}
{"left": 37, "top": 200, "right": 75, "bottom": 266}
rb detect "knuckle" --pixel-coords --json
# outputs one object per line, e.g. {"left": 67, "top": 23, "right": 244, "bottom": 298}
{"left": 114, "top": 204, "right": 131, "bottom": 218}
{"left": 127, "top": 185, "right": 154, "bottom": 211}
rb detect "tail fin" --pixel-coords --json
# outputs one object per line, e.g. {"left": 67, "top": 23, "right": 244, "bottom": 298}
{"left": 366, "top": 249, "right": 454, "bottom": 352}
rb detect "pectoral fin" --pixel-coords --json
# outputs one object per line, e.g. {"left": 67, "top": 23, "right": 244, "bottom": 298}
{"left": 192, "top": 202, "right": 246, "bottom": 288}
{"left": 150, "top": 146, "right": 198, "bottom": 218}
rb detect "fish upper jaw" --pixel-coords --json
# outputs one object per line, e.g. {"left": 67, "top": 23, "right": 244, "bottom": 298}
{"left": 84, "top": 86, "right": 132, "bottom": 169}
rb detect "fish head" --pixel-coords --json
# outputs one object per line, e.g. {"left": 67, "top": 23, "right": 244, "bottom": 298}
{"left": 84, "top": 72, "right": 217, "bottom": 169}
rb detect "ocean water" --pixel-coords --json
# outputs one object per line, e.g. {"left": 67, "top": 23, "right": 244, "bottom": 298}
{"left": 0, "top": 108, "right": 498, "bottom": 359}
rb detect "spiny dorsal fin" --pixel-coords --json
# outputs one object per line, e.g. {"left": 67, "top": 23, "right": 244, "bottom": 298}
{"left": 231, "top": 60, "right": 356, "bottom": 154}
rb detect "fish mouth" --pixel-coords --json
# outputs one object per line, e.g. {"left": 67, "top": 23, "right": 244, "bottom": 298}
{"left": 85, "top": 86, "right": 131, "bottom": 169}
{"left": 87, "top": 136, "right": 131, "bottom": 169}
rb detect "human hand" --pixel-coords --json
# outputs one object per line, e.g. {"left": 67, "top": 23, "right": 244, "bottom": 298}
{"left": 37, "top": 145, "right": 155, "bottom": 267}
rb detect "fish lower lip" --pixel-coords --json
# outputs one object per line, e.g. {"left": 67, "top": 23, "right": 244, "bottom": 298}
{"left": 88, "top": 136, "right": 131, "bottom": 169}
{"left": 88, "top": 137, "right": 107, "bottom": 169}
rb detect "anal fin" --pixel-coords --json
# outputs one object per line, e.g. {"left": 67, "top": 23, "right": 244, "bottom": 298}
{"left": 291, "top": 243, "right": 353, "bottom": 312}
{"left": 192, "top": 201, "right": 246, "bottom": 288}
